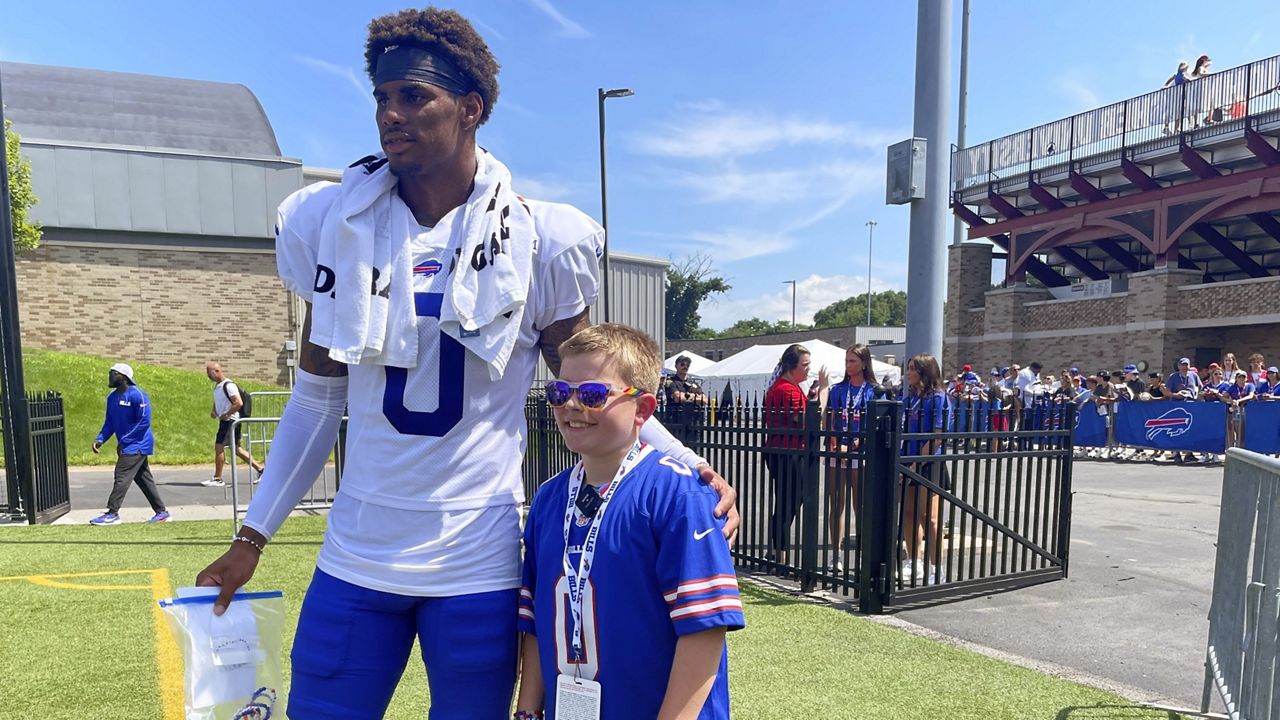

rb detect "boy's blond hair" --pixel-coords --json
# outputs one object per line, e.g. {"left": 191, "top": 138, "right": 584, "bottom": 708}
{"left": 557, "top": 324, "right": 661, "bottom": 393}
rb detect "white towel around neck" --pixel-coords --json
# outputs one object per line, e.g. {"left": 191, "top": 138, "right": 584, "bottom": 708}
{"left": 308, "top": 148, "right": 535, "bottom": 379}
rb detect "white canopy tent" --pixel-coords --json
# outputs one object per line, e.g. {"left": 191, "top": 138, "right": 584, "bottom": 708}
{"left": 697, "top": 339, "right": 901, "bottom": 402}
{"left": 662, "top": 350, "right": 716, "bottom": 375}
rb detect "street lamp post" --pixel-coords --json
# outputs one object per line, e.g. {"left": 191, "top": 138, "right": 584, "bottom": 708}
{"left": 865, "top": 220, "right": 877, "bottom": 327}
{"left": 597, "top": 87, "right": 634, "bottom": 324}
{"left": 783, "top": 280, "right": 797, "bottom": 329}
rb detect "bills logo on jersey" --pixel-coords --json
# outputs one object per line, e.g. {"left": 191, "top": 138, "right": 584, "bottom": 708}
{"left": 1145, "top": 407, "right": 1193, "bottom": 441}
{"left": 414, "top": 259, "right": 443, "bottom": 279}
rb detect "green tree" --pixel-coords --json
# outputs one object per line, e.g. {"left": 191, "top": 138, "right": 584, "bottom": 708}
{"left": 4, "top": 118, "right": 41, "bottom": 251}
{"left": 665, "top": 253, "right": 730, "bottom": 340}
{"left": 717, "top": 317, "right": 804, "bottom": 339}
{"left": 812, "top": 290, "right": 907, "bottom": 328}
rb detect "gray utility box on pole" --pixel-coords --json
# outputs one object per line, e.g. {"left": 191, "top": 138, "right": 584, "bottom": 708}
{"left": 886, "top": 138, "right": 927, "bottom": 205}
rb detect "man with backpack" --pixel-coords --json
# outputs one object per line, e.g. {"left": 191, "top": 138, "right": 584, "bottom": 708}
{"left": 202, "top": 361, "right": 264, "bottom": 487}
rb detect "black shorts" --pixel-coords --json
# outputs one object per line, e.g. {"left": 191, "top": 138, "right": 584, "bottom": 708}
{"left": 907, "top": 460, "right": 951, "bottom": 492}
{"left": 215, "top": 420, "right": 242, "bottom": 446}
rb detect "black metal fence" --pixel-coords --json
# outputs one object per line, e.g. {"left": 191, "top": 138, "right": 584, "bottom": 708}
{"left": 2, "top": 391, "right": 70, "bottom": 524}
{"left": 522, "top": 391, "right": 1075, "bottom": 612}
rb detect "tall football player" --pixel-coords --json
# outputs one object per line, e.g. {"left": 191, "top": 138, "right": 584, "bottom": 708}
{"left": 195, "top": 7, "right": 737, "bottom": 718}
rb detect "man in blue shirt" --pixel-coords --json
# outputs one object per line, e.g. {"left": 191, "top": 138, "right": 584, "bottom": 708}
{"left": 90, "top": 363, "right": 168, "bottom": 525}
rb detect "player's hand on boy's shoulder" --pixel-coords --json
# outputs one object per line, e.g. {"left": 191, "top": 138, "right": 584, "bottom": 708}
{"left": 696, "top": 464, "right": 739, "bottom": 545}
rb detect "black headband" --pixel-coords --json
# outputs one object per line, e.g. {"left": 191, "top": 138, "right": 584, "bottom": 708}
{"left": 373, "top": 44, "right": 473, "bottom": 96}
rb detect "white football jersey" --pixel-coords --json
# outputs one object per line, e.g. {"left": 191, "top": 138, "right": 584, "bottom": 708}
{"left": 276, "top": 180, "right": 603, "bottom": 596}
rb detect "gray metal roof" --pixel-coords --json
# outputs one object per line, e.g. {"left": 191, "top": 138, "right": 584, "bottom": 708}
{"left": 0, "top": 61, "right": 282, "bottom": 157}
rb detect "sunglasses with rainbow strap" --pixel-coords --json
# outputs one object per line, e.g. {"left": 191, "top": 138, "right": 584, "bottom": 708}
{"left": 543, "top": 380, "right": 645, "bottom": 410}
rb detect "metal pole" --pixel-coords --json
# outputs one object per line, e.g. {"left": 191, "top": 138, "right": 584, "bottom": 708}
{"left": 865, "top": 220, "right": 877, "bottom": 326}
{"left": 783, "top": 280, "right": 796, "bottom": 329}
{"left": 0, "top": 72, "right": 36, "bottom": 523}
{"left": 952, "top": 0, "right": 971, "bottom": 247}
{"left": 597, "top": 88, "right": 610, "bottom": 323}
{"left": 905, "top": 0, "right": 952, "bottom": 361}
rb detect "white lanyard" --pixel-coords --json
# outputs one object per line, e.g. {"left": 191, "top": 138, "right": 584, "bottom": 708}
{"left": 561, "top": 440, "right": 652, "bottom": 663}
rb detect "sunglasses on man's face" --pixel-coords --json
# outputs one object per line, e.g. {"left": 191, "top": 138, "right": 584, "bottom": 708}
{"left": 544, "top": 380, "right": 644, "bottom": 410}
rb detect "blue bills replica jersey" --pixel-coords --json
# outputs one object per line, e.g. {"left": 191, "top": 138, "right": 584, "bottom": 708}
{"left": 519, "top": 450, "right": 745, "bottom": 719}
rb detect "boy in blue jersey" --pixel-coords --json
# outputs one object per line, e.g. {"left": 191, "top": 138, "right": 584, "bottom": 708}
{"left": 516, "top": 325, "right": 744, "bottom": 720}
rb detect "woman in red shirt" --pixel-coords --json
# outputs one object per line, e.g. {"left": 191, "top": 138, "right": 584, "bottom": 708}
{"left": 763, "top": 344, "right": 829, "bottom": 571}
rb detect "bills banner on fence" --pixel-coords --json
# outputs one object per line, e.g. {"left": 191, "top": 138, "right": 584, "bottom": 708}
{"left": 1114, "top": 400, "right": 1227, "bottom": 453}
{"left": 1243, "top": 401, "right": 1280, "bottom": 454}
{"left": 1075, "top": 405, "right": 1109, "bottom": 447}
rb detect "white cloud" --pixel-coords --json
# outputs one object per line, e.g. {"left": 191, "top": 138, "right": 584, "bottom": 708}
{"left": 666, "top": 160, "right": 881, "bottom": 206}
{"left": 632, "top": 104, "right": 902, "bottom": 159}
{"left": 515, "top": 175, "right": 574, "bottom": 202}
{"left": 525, "top": 0, "right": 591, "bottom": 38}
{"left": 676, "top": 229, "right": 795, "bottom": 263}
{"left": 293, "top": 55, "right": 374, "bottom": 109}
{"left": 1057, "top": 73, "right": 1101, "bottom": 112}
{"left": 699, "top": 273, "right": 902, "bottom": 331}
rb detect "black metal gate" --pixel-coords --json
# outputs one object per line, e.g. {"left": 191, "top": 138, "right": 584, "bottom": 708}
{"left": 2, "top": 391, "right": 70, "bottom": 524}
{"left": 522, "top": 392, "right": 1074, "bottom": 612}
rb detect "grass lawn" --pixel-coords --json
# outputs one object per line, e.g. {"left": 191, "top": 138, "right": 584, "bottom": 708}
{"left": 23, "top": 349, "right": 284, "bottom": 466}
{"left": 0, "top": 517, "right": 1180, "bottom": 719}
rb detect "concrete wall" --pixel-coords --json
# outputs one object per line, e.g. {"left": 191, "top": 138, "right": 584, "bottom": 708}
{"left": 945, "top": 242, "right": 1280, "bottom": 377}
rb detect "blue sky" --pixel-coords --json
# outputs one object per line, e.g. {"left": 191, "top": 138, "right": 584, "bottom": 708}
{"left": 1, "top": 1, "right": 1276, "bottom": 330}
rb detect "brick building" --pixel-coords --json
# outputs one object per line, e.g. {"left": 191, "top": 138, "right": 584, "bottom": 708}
{"left": 947, "top": 53, "right": 1280, "bottom": 377}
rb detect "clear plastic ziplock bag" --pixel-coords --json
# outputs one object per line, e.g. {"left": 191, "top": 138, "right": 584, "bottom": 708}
{"left": 158, "top": 588, "right": 286, "bottom": 720}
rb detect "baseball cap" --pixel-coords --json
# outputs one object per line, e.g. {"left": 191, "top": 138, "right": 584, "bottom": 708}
{"left": 990, "top": 368, "right": 1001, "bottom": 376}
{"left": 1178, "top": 357, "right": 1191, "bottom": 365}
{"left": 1207, "top": 362, "right": 1221, "bottom": 370}
{"left": 962, "top": 371, "right": 979, "bottom": 382}
{"left": 1123, "top": 364, "right": 1138, "bottom": 373}
{"left": 109, "top": 362, "right": 135, "bottom": 383}
{"left": 1269, "top": 367, "right": 1279, "bottom": 374}
{"left": 1069, "top": 367, "right": 1080, "bottom": 376}
{"left": 1000, "top": 366, "right": 1010, "bottom": 374}
{"left": 962, "top": 364, "right": 972, "bottom": 372}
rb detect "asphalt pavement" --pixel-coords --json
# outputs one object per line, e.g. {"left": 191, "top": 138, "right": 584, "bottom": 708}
{"left": 893, "top": 456, "right": 1222, "bottom": 710}
{"left": 4, "top": 455, "right": 1227, "bottom": 710}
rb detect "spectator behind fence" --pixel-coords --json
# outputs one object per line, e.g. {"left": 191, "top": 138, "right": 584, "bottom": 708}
{"left": 1146, "top": 372, "right": 1168, "bottom": 400}
{"left": 1162, "top": 60, "right": 1190, "bottom": 134}
{"left": 1248, "top": 353, "right": 1267, "bottom": 385}
{"left": 824, "top": 344, "right": 876, "bottom": 573}
{"left": 663, "top": 355, "right": 708, "bottom": 444}
{"left": 89, "top": 363, "right": 169, "bottom": 526}
{"left": 1167, "top": 357, "right": 1202, "bottom": 400}
{"left": 1226, "top": 370, "right": 1256, "bottom": 450}
{"left": 203, "top": 361, "right": 265, "bottom": 488}
{"left": 1258, "top": 367, "right": 1280, "bottom": 399}
{"left": 901, "top": 352, "right": 949, "bottom": 584}
{"left": 763, "top": 344, "right": 828, "bottom": 573}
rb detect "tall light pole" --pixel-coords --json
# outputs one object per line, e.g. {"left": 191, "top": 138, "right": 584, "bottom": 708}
{"left": 865, "top": 220, "right": 877, "bottom": 327}
{"left": 783, "top": 280, "right": 797, "bottom": 329}
{"left": 904, "top": 0, "right": 952, "bottom": 361}
{"left": 952, "top": 0, "right": 971, "bottom": 247}
{"left": 598, "top": 87, "right": 634, "bottom": 323}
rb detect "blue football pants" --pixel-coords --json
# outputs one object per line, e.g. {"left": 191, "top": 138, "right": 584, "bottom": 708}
{"left": 288, "top": 569, "right": 518, "bottom": 719}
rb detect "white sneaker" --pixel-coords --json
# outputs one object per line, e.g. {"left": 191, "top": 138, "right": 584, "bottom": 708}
{"left": 927, "top": 564, "right": 942, "bottom": 584}
{"left": 200, "top": 478, "right": 226, "bottom": 487}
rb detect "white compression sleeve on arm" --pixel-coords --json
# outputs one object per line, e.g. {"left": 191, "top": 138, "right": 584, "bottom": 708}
{"left": 241, "top": 369, "right": 348, "bottom": 541}
{"left": 638, "top": 415, "right": 707, "bottom": 470}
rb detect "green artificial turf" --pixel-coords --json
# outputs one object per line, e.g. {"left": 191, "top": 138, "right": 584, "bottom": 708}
{"left": 0, "top": 517, "right": 1181, "bottom": 719}
{"left": 22, "top": 348, "right": 284, "bottom": 466}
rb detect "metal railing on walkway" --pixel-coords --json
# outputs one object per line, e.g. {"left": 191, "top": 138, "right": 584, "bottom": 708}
{"left": 952, "top": 53, "right": 1280, "bottom": 196}
{"left": 1199, "top": 448, "right": 1280, "bottom": 719}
